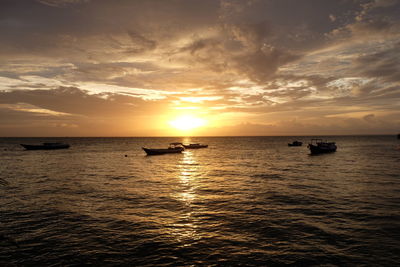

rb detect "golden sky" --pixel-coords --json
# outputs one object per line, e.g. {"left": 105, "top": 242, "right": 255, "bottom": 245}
{"left": 0, "top": 0, "right": 399, "bottom": 136}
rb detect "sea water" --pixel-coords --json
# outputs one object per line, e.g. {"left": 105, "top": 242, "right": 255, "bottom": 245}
{"left": 1, "top": 136, "right": 399, "bottom": 265}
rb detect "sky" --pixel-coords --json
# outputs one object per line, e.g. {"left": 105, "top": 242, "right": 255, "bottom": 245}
{"left": 0, "top": 0, "right": 399, "bottom": 136}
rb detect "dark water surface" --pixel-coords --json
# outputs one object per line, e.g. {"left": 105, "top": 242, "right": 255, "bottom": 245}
{"left": 1, "top": 136, "right": 399, "bottom": 266}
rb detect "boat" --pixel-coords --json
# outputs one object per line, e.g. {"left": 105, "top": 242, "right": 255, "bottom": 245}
{"left": 288, "top": 141, "right": 302, "bottom": 147}
{"left": 142, "top": 143, "right": 184, "bottom": 155}
{"left": 20, "top": 142, "right": 70, "bottom": 150}
{"left": 182, "top": 143, "right": 208, "bottom": 149}
{"left": 307, "top": 139, "right": 337, "bottom": 154}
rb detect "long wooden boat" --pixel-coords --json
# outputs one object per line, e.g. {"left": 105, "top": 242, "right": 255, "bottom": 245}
{"left": 182, "top": 143, "right": 208, "bottom": 149}
{"left": 20, "top": 142, "right": 70, "bottom": 150}
{"left": 307, "top": 139, "right": 336, "bottom": 154}
{"left": 142, "top": 143, "right": 184, "bottom": 155}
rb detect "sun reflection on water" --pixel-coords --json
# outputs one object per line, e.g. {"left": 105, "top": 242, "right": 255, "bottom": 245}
{"left": 169, "top": 148, "right": 202, "bottom": 244}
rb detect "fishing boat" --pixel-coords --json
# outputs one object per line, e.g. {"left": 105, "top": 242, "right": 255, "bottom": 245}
{"left": 307, "top": 139, "right": 337, "bottom": 154}
{"left": 142, "top": 143, "right": 184, "bottom": 155}
{"left": 20, "top": 142, "right": 70, "bottom": 150}
{"left": 288, "top": 141, "right": 302, "bottom": 147}
{"left": 182, "top": 143, "right": 208, "bottom": 149}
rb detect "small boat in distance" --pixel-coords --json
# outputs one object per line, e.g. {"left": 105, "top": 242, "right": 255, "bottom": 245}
{"left": 307, "top": 139, "right": 337, "bottom": 154}
{"left": 288, "top": 141, "right": 302, "bottom": 147}
{"left": 21, "top": 142, "right": 70, "bottom": 150}
{"left": 182, "top": 143, "right": 208, "bottom": 149}
{"left": 142, "top": 143, "right": 184, "bottom": 155}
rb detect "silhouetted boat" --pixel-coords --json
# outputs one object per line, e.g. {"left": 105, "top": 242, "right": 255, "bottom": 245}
{"left": 288, "top": 141, "right": 302, "bottom": 147}
{"left": 20, "top": 142, "right": 70, "bottom": 150}
{"left": 307, "top": 139, "right": 337, "bottom": 154}
{"left": 182, "top": 143, "right": 208, "bottom": 149}
{"left": 142, "top": 143, "right": 184, "bottom": 155}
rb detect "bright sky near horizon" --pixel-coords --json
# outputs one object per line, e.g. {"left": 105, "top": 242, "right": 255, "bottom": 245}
{"left": 0, "top": 0, "right": 399, "bottom": 136}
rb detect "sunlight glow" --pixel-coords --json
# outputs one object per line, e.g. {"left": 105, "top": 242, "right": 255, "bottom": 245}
{"left": 169, "top": 115, "right": 207, "bottom": 131}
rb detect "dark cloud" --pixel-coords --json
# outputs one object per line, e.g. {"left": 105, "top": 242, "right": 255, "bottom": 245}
{"left": 126, "top": 31, "right": 157, "bottom": 52}
{"left": 229, "top": 20, "right": 273, "bottom": 49}
{"left": 329, "top": 0, "right": 400, "bottom": 38}
{"left": 234, "top": 47, "right": 301, "bottom": 81}
{"left": 37, "top": 0, "right": 89, "bottom": 8}
{"left": 353, "top": 43, "right": 400, "bottom": 82}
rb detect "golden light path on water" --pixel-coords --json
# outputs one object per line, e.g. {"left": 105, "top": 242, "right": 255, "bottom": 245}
{"left": 170, "top": 139, "right": 202, "bottom": 245}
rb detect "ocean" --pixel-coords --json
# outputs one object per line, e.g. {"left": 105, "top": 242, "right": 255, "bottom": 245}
{"left": 1, "top": 136, "right": 399, "bottom": 266}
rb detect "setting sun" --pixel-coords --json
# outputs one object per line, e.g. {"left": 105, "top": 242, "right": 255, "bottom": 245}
{"left": 169, "top": 115, "right": 207, "bottom": 131}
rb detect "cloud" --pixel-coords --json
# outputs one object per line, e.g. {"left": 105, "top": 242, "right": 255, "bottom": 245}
{"left": 329, "top": 0, "right": 400, "bottom": 39}
{"left": 37, "top": 0, "right": 89, "bottom": 8}
{"left": 224, "top": 20, "right": 303, "bottom": 81}
{"left": 0, "top": 0, "right": 399, "bottom": 136}
{"left": 233, "top": 46, "right": 301, "bottom": 81}
{"left": 229, "top": 20, "right": 272, "bottom": 49}
{"left": 200, "top": 112, "right": 400, "bottom": 136}
{"left": 126, "top": 31, "right": 157, "bottom": 52}
{"left": 0, "top": 86, "right": 180, "bottom": 136}
{"left": 352, "top": 43, "right": 400, "bottom": 82}
{"left": 363, "top": 113, "right": 375, "bottom": 122}
{"left": 0, "top": 86, "right": 170, "bottom": 117}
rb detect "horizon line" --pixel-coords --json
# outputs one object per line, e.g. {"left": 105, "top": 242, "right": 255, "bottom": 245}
{"left": 1, "top": 134, "right": 398, "bottom": 138}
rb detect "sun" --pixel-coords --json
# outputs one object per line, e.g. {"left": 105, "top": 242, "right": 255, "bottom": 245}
{"left": 169, "top": 115, "right": 207, "bottom": 131}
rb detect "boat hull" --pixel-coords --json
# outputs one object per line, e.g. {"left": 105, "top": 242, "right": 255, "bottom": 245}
{"left": 183, "top": 144, "right": 208, "bottom": 149}
{"left": 21, "top": 144, "right": 70, "bottom": 150}
{"left": 308, "top": 144, "right": 336, "bottom": 154}
{"left": 142, "top": 147, "right": 184, "bottom": 155}
{"left": 288, "top": 142, "right": 302, "bottom": 147}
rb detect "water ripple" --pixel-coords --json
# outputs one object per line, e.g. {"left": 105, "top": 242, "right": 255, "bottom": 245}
{"left": 1, "top": 136, "right": 399, "bottom": 265}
